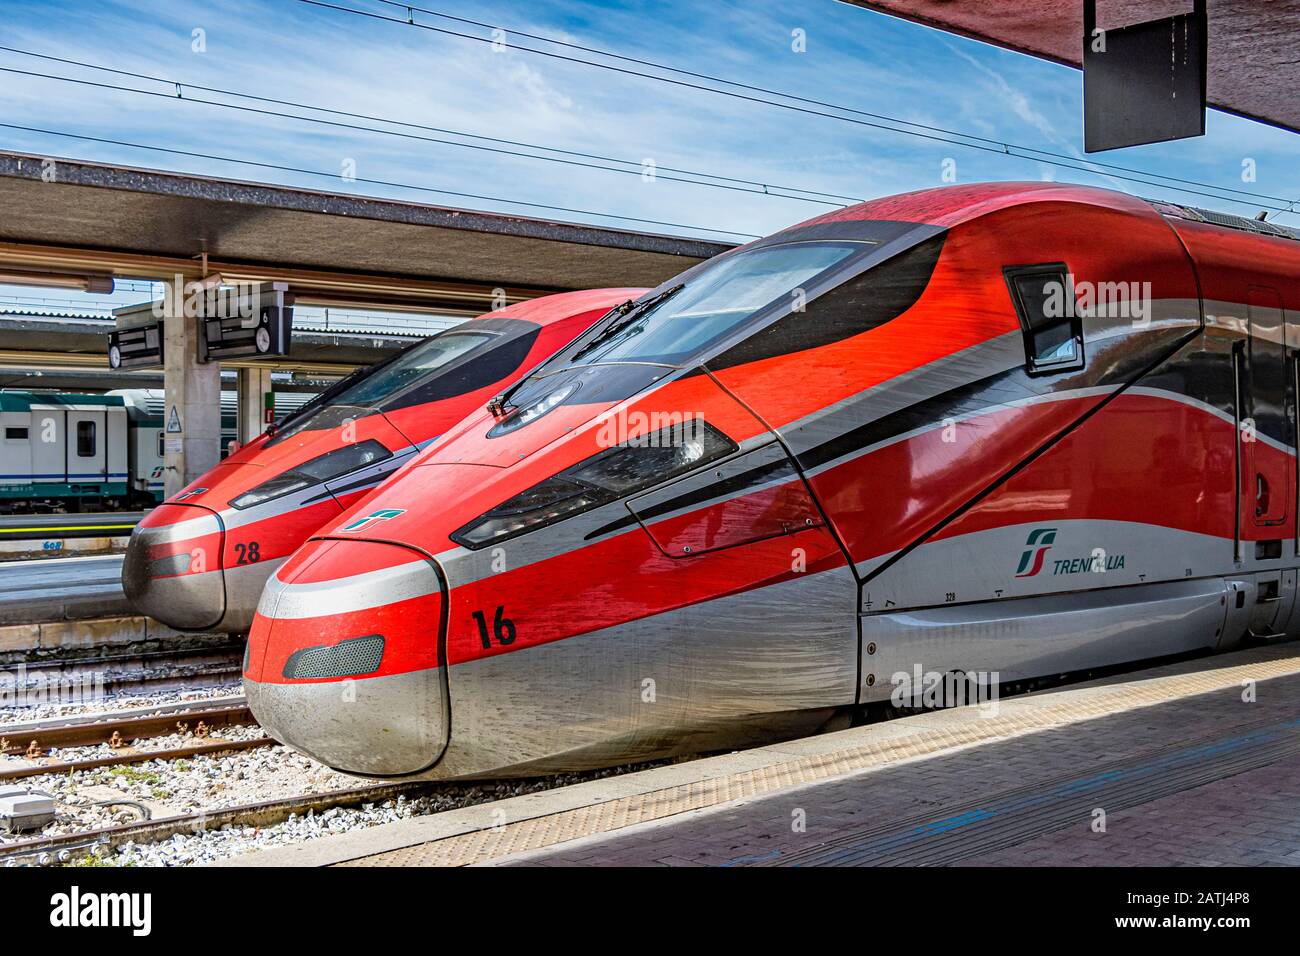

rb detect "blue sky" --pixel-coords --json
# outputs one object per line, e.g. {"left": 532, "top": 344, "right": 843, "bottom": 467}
{"left": 1, "top": 0, "right": 1297, "bottom": 268}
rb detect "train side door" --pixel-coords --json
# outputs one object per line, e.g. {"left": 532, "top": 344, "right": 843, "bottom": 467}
{"left": 106, "top": 407, "right": 129, "bottom": 492}
{"left": 65, "top": 408, "right": 107, "bottom": 487}
{"left": 0, "top": 407, "right": 34, "bottom": 493}
{"left": 1242, "top": 287, "right": 1290, "bottom": 532}
{"left": 30, "top": 405, "right": 64, "bottom": 488}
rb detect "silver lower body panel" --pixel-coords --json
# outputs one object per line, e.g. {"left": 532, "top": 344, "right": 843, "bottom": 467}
{"left": 429, "top": 567, "right": 859, "bottom": 779}
{"left": 860, "top": 577, "right": 1230, "bottom": 702}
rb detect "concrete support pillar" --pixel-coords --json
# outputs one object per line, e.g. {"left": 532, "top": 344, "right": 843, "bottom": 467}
{"left": 236, "top": 366, "right": 274, "bottom": 447}
{"left": 162, "top": 280, "right": 221, "bottom": 498}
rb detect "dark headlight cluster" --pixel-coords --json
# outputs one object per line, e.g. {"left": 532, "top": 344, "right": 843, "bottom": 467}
{"left": 451, "top": 420, "right": 737, "bottom": 549}
{"left": 228, "top": 439, "right": 391, "bottom": 510}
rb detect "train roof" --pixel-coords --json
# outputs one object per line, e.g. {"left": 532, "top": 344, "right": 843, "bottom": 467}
{"left": 1146, "top": 199, "right": 1300, "bottom": 243}
{"left": 478, "top": 287, "right": 647, "bottom": 325}
{"left": 0, "top": 388, "right": 315, "bottom": 421}
{"left": 109, "top": 388, "right": 315, "bottom": 424}
{"left": 786, "top": 181, "right": 1299, "bottom": 244}
{"left": 0, "top": 391, "right": 125, "bottom": 412}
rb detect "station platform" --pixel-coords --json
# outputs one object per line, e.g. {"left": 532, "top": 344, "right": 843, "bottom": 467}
{"left": 0, "top": 514, "right": 134, "bottom": 562}
{"left": 228, "top": 641, "right": 1300, "bottom": 868}
{"left": 0, "top": 553, "right": 129, "bottom": 625}
{"left": 0, "top": 511, "right": 142, "bottom": 541}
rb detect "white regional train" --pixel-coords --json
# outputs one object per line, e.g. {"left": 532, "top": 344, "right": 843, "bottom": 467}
{"left": 0, "top": 388, "right": 311, "bottom": 512}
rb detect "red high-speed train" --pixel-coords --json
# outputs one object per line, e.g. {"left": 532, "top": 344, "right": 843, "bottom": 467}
{"left": 244, "top": 182, "right": 1300, "bottom": 780}
{"left": 122, "top": 288, "right": 643, "bottom": 633}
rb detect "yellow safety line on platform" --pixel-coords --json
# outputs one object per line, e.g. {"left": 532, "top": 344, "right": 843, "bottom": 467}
{"left": 0, "top": 524, "right": 136, "bottom": 533}
{"left": 335, "top": 646, "right": 1300, "bottom": 867}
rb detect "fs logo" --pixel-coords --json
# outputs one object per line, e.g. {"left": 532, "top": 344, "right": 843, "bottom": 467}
{"left": 1015, "top": 527, "right": 1057, "bottom": 577}
{"left": 338, "top": 508, "right": 406, "bottom": 533}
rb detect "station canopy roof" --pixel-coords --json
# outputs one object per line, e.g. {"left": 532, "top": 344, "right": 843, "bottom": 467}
{"left": 0, "top": 151, "right": 733, "bottom": 314}
{"left": 842, "top": 0, "right": 1300, "bottom": 134}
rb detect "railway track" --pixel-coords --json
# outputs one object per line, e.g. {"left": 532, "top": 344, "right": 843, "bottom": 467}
{"left": 0, "top": 756, "right": 669, "bottom": 866}
{"left": 1, "top": 699, "right": 254, "bottom": 752}
{"left": 1, "top": 699, "right": 268, "bottom": 781}
{"left": 0, "top": 736, "right": 274, "bottom": 782}
{"left": 5, "top": 646, "right": 244, "bottom": 705}
{"left": 0, "top": 780, "right": 432, "bottom": 865}
{"left": 1, "top": 695, "right": 248, "bottom": 736}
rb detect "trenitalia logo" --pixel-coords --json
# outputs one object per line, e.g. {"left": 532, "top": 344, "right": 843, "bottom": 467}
{"left": 1015, "top": 527, "right": 1057, "bottom": 577}
{"left": 338, "top": 508, "right": 406, "bottom": 533}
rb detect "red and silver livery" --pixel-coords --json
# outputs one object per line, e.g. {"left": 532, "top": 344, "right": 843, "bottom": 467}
{"left": 244, "top": 183, "right": 1300, "bottom": 779}
{"left": 123, "top": 288, "right": 643, "bottom": 633}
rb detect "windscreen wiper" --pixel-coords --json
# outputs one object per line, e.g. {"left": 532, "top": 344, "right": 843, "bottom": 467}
{"left": 486, "top": 284, "right": 684, "bottom": 421}
{"left": 569, "top": 283, "right": 684, "bottom": 363}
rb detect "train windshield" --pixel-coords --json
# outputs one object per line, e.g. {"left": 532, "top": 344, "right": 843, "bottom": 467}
{"left": 336, "top": 331, "right": 495, "bottom": 407}
{"left": 267, "top": 329, "right": 495, "bottom": 443}
{"left": 571, "top": 241, "right": 861, "bottom": 366}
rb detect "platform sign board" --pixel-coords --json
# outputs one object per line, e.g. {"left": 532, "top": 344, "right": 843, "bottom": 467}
{"left": 107, "top": 322, "right": 164, "bottom": 370}
{"left": 1083, "top": 0, "right": 1207, "bottom": 152}
{"left": 197, "top": 282, "right": 294, "bottom": 363}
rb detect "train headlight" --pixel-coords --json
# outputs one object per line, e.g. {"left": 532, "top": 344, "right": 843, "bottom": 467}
{"left": 487, "top": 382, "right": 579, "bottom": 437}
{"left": 228, "top": 439, "right": 391, "bottom": 510}
{"left": 450, "top": 420, "right": 736, "bottom": 549}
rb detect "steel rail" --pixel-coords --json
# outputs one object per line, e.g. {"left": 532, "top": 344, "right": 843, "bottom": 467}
{"left": 1, "top": 703, "right": 256, "bottom": 755}
{"left": 0, "top": 781, "right": 435, "bottom": 864}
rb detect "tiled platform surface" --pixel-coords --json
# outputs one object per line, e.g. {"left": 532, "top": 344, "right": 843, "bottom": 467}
{"left": 227, "top": 642, "right": 1300, "bottom": 867}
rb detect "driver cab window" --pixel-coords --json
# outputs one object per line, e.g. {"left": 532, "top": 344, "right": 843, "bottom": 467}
{"left": 1005, "top": 264, "right": 1085, "bottom": 374}
{"left": 572, "top": 241, "right": 864, "bottom": 367}
{"left": 340, "top": 331, "right": 494, "bottom": 406}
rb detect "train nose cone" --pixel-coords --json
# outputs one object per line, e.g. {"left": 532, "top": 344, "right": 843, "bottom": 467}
{"left": 243, "top": 539, "right": 448, "bottom": 777}
{"left": 122, "top": 503, "right": 227, "bottom": 631}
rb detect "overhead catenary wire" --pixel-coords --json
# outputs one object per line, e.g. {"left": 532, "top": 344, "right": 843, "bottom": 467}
{"left": 375, "top": 0, "right": 1300, "bottom": 209}
{"left": 377, "top": 0, "right": 1300, "bottom": 212}
{"left": 0, "top": 122, "right": 761, "bottom": 240}
{"left": 0, "top": 49, "right": 865, "bottom": 207}
{"left": 299, "top": 0, "right": 1300, "bottom": 215}
{"left": 2, "top": 11, "right": 1292, "bottom": 232}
